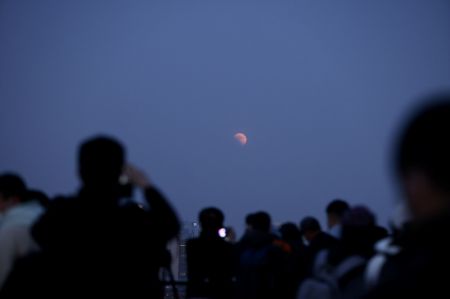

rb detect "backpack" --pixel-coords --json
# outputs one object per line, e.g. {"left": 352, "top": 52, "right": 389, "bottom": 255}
{"left": 240, "top": 244, "right": 272, "bottom": 267}
{"left": 297, "top": 250, "right": 366, "bottom": 299}
{"left": 237, "top": 243, "right": 285, "bottom": 299}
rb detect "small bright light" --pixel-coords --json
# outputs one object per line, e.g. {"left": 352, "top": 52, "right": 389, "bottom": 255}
{"left": 218, "top": 228, "right": 227, "bottom": 238}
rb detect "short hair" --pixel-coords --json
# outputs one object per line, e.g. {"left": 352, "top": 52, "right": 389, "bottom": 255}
{"left": 246, "top": 211, "right": 271, "bottom": 232}
{"left": 342, "top": 205, "right": 376, "bottom": 227}
{"left": 245, "top": 213, "right": 254, "bottom": 226}
{"left": 78, "top": 136, "right": 125, "bottom": 186}
{"left": 279, "top": 222, "right": 302, "bottom": 241}
{"left": 395, "top": 95, "right": 450, "bottom": 193}
{"left": 0, "top": 173, "right": 27, "bottom": 200}
{"left": 326, "top": 199, "right": 350, "bottom": 217}
{"left": 199, "top": 207, "right": 224, "bottom": 230}
{"left": 299, "top": 216, "right": 321, "bottom": 233}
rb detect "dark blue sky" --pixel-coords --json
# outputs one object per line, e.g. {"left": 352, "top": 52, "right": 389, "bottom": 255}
{"left": 1, "top": 0, "right": 450, "bottom": 236}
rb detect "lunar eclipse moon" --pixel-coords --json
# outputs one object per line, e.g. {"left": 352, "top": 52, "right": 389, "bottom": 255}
{"left": 234, "top": 132, "right": 248, "bottom": 145}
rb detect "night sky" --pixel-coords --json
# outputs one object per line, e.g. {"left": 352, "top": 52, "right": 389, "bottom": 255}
{"left": 1, "top": 0, "right": 450, "bottom": 237}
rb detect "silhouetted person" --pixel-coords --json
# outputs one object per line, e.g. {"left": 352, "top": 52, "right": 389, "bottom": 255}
{"left": 0, "top": 173, "right": 45, "bottom": 290}
{"left": 235, "top": 211, "right": 290, "bottom": 299}
{"left": 328, "top": 205, "right": 386, "bottom": 265}
{"left": 365, "top": 203, "right": 411, "bottom": 290}
{"left": 279, "top": 222, "right": 308, "bottom": 299}
{"left": 300, "top": 216, "right": 337, "bottom": 275}
{"left": 326, "top": 199, "right": 350, "bottom": 239}
{"left": 279, "top": 222, "right": 305, "bottom": 255}
{"left": 365, "top": 95, "right": 450, "bottom": 299}
{"left": 2, "top": 136, "right": 180, "bottom": 298}
{"left": 186, "top": 207, "right": 235, "bottom": 299}
{"left": 298, "top": 206, "right": 382, "bottom": 299}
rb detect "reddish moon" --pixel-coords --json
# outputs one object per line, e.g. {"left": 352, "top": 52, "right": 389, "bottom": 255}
{"left": 234, "top": 132, "right": 248, "bottom": 145}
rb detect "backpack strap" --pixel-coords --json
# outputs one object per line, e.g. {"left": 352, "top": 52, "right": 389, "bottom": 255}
{"left": 334, "top": 255, "right": 366, "bottom": 279}
{"left": 334, "top": 255, "right": 366, "bottom": 289}
{"left": 365, "top": 237, "right": 402, "bottom": 289}
{"left": 312, "top": 250, "right": 330, "bottom": 276}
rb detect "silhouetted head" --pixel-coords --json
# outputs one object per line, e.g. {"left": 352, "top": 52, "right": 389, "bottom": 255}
{"left": 246, "top": 211, "right": 271, "bottom": 232}
{"left": 0, "top": 173, "right": 27, "bottom": 213}
{"left": 341, "top": 205, "right": 379, "bottom": 257}
{"left": 326, "top": 199, "right": 350, "bottom": 229}
{"left": 342, "top": 205, "right": 376, "bottom": 228}
{"left": 395, "top": 94, "right": 450, "bottom": 220}
{"left": 199, "top": 207, "right": 225, "bottom": 232}
{"left": 279, "top": 222, "right": 302, "bottom": 241}
{"left": 299, "top": 216, "right": 322, "bottom": 242}
{"left": 245, "top": 213, "right": 254, "bottom": 227}
{"left": 78, "top": 136, "right": 125, "bottom": 189}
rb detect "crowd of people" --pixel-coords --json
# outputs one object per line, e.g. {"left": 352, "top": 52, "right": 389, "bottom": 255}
{"left": 186, "top": 200, "right": 388, "bottom": 299}
{"left": 1, "top": 93, "right": 450, "bottom": 299}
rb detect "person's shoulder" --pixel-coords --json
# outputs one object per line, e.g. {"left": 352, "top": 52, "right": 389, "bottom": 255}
{"left": 47, "top": 195, "right": 77, "bottom": 208}
{"left": 321, "top": 231, "right": 338, "bottom": 242}
{"left": 272, "top": 238, "right": 292, "bottom": 253}
{"left": 310, "top": 232, "right": 337, "bottom": 251}
{"left": 213, "top": 236, "right": 235, "bottom": 251}
{"left": 0, "top": 223, "right": 28, "bottom": 240}
{"left": 40, "top": 196, "right": 81, "bottom": 218}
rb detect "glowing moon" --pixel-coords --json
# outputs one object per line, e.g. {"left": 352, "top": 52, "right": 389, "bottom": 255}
{"left": 234, "top": 132, "right": 248, "bottom": 145}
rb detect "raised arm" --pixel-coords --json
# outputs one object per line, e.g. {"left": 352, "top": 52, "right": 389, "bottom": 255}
{"left": 124, "top": 165, "right": 180, "bottom": 241}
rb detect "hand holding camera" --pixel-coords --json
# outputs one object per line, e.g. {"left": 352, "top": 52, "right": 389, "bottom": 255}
{"left": 122, "top": 164, "right": 152, "bottom": 189}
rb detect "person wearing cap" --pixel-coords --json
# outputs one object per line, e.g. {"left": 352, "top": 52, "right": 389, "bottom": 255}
{"left": 0, "top": 173, "right": 46, "bottom": 290}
